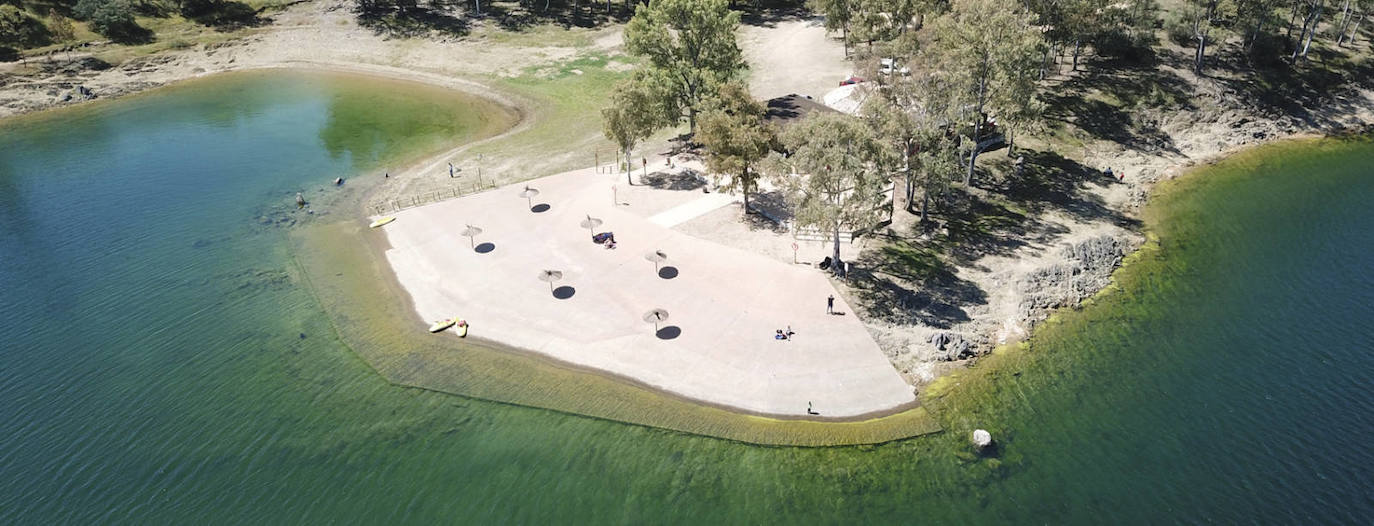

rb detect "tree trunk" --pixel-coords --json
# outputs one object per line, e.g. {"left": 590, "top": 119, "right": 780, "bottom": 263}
{"left": 832, "top": 222, "right": 843, "bottom": 277}
{"left": 1072, "top": 39, "right": 1081, "bottom": 71}
{"left": 625, "top": 147, "right": 633, "bottom": 185}
{"left": 1006, "top": 125, "right": 1016, "bottom": 157}
{"left": 903, "top": 147, "right": 916, "bottom": 213}
{"left": 1293, "top": 3, "right": 1322, "bottom": 63}
{"left": 966, "top": 75, "right": 987, "bottom": 187}
{"left": 1287, "top": 2, "right": 1302, "bottom": 45}
{"left": 1195, "top": 32, "right": 1207, "bottom": 73}
{"left": 474, "top": 0, "right": 480, "bottom": 15}
{"left": 741, "top": 168, "right": 751, "bottom": 214}
{"left": 1351, "top": 13, "right": 1367, "bottom": 46}
{"left": 920, "top": 188, "right": 930, "bottom": 223}
{"left": 1300, "top": 4, "right": 1323, "bottom": 61}
{"left": 688, "top": 106, "right": 698, "bottom": 135}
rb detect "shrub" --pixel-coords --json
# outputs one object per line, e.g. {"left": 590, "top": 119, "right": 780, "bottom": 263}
{"left": 0, "top": 5, "right": 52, "bottom": 49}
{"left": 48, "top": 9, "right": 76, "bottom": 43}
{"left": 83, "top": 0, "right": 146, "bottom": 42}
{"left": 1164, "top": 12, "right": 1195, "bottom": 47}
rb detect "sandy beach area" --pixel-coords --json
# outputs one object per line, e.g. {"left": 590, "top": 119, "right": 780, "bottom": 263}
{"left": 377, "top": 165, "right": 916, "bottom": 417}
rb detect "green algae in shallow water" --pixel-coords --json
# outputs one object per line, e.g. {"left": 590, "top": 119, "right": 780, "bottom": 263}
{"left": 291, "top": 220, "right": 942, "bottom": 446}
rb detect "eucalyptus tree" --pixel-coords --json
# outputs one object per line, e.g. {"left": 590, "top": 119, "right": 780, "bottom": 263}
{"left": 623, "top": 0, "right": 745, "bottom": 134}
{"left": 697, "top": 82, "right": 776, "bottom": 214}
{"left": 602, "top": 74, "right": 675, "bottom": 186}
{"left": 767, "top": 113, "right": 895, "bottom": 275}
{"left": 1289, "top": 0, "right": 1326, "bottom": 63}
{"left": 921, "top": 0, "right": 1044, "bottom": 187}
{"left": 808, "top": 0, "right": 856, "bottom": 55}
{"left": 863, "top": 70, "right": 960, "bottom": 220}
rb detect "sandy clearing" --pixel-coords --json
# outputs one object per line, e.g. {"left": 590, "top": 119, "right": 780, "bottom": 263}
{"left": 378, "top": 165, "right": 916, "bottom": 417}
{"left": 739, "top": 15, "right": 851, "bottom": 100}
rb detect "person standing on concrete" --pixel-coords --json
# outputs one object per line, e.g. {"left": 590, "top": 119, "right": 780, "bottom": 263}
{"left": 827, "top": 295, "right": 834, "bottom": 314}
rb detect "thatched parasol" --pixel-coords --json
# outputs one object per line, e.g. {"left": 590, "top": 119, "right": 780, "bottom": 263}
{"left": 580, "top": 214, "right": 603, "bottom": 236}
{"left": 643, "top": 308, "right": 669, "bottom": 332}
{"left": 519, "top": 186, "right": 540, "bottom": 209}
{"left": 643, "top": 250, "right": 667, "bottom": 271}
{"left": 538, "top": 269, "right": 563, "bottom": 293}
{"left": 460, "top": 224, "right": 483, "bottom": 248}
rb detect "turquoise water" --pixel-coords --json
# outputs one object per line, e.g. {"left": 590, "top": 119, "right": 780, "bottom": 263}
{"left": 2, "top": 74, "right": 1373, "bottom": 523}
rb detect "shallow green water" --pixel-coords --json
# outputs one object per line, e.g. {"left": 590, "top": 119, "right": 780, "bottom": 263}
{"left": 2, "top": 74, "right": 1373, "bottom": 523}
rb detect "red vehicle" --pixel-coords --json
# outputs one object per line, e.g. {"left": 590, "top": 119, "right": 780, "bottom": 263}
{"left": 839, "top": 76, "right": 864, "bottom": 86}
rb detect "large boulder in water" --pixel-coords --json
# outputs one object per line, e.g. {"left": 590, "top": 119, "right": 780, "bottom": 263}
{"left": 972, "top": 429, "right": 993, "bottom": 450}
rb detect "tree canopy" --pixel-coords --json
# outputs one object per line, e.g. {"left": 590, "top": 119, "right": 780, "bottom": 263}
{"left": 921, "top": 0, "right": 1044, "bottom": 186}
{"left": 697, "top": 82, "right": 775, "bottom": 213}
{"left": 623, "top": 0, "right": 745, "bottom": 133}
{"left": 602, "top": 73, "right": 676, "bottom": 185}
{"left": 768, "top": 112, "right": 894, "bottom": 274}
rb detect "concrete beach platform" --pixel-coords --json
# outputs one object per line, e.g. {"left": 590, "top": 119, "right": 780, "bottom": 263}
{"left": 378, "top": 167, "right": 915, "bottom": 417}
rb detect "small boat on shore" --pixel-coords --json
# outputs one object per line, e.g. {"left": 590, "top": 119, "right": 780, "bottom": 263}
{"left": 369, "top": 216, "right": 396, "bottom": 228}
{"left": 455, "top": 319, "right": 468, "bottom": 338}
{"left": 428, "top": 318, "right": 457, "bottom": 333}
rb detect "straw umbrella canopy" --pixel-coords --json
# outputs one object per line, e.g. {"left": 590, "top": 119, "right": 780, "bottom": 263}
{"left": 538, "top": 269, "right": 563, "bottom": 293}
{"left": 643, "top": 250, "right": 667, "bottom": 271}
{"left": 643, "top": 308, "right": 669, "bottom": 332}
{"left": 580, "top": 214, "right": 603, "bottom": 236}
{"left": 519, "top": 186, "right": 540, "bottom": 209}
{"left": 460, "top": 224, "right": 483, "bottom": 248}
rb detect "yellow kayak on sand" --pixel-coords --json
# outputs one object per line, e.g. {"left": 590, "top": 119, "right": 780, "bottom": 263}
{"left": 369, "top": 216, "right": 396, "bottom": 228}
{"left": 428, "top": 318, "right": 457, "bottom": 333}
{"left": 455, "top": 320, "right": 468, "bottom": 338}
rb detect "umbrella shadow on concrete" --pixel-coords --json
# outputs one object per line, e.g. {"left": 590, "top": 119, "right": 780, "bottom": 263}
{"left": 655, "top": 326, "right": 681, "bottom": 340}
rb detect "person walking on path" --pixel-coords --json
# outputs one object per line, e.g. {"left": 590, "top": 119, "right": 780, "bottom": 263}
{"left": 827, "top": 295, "right": 834, "bottom": 314}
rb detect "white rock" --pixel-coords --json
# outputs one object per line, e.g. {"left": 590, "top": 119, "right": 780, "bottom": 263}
{"left": 972, "top": 429, "right": 993, "bottom": 449}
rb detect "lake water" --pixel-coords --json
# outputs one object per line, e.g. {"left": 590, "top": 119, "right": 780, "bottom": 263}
{"left": 1, "top": 73, "right": 1372, "bottom": 523}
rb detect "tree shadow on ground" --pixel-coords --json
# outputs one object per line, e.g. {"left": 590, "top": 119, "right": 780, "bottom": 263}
{"left": 1210, "top": 41, "right": 1374, "bottom": 127}
{"left": 188, "top": 1, "right": 268, "bottom": 30}
{"left": 929, "top": 187, "right": 1068, "bottom": 266}
{"left": 980, "top": 149, "right": 1142, "bottom": 230}
{"left": 1041, "top": 56, "right": 1190, "bottom": 155}
{"left": 641, "top": 169, "right": 706, "bottom": 191}
{"left": 849, "top": 236, "right": 987, "bottom": 329}
{"left": 737, "top": 5, "right": 811, "bottom": 28}
{"left": 356, "top": 2, "right": 470, "bottom": 38}
{"left": 743, "top": 190, "right": 791, "bottom": 232}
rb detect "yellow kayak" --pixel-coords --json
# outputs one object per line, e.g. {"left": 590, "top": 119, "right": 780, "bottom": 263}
{"left": 369, "top": 216, "right": 396, "bottom": 228}
{"left": 455, "top": 320, "right": 469, "bottom": 338}
{"left": 428, "top": 318, "right": 456, "bottom": 333}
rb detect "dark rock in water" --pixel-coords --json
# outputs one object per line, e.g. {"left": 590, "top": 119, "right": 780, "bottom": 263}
{"left": 192, "top": 239, "right": 213, "bottom": 249}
